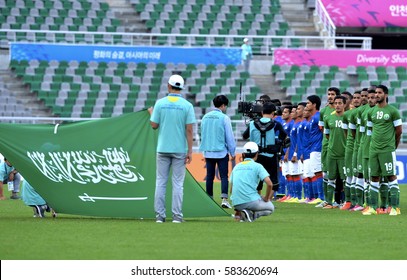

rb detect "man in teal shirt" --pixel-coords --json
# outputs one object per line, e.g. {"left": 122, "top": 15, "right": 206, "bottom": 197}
{"left": 230, "top": 142, "right": 275, "bottom": 222}
{"left": 241, "top": 38, "right": 253, "bottom": 72}
{"left": 200, "top": 95, "right": 236, "bottom": 209}
{"left": 149, "top": 74, "right": 196, "bottom": 223}
{"left": 0, "top": 157, "right": 21, "bottom": 200}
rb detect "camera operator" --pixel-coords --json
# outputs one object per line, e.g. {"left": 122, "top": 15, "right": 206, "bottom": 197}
{"left": 244, "top": 102, "right": 289, "bottom": 200}
{"left": 241, "top": 95, "right": 271, "bottom": 140}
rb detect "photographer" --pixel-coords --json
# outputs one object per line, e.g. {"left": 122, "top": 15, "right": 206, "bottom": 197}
{"left": 245, "top": 103, "right": 289, "bottom": 200}
{"left": 230, "top": 142, "right": 275, "bottom": 222}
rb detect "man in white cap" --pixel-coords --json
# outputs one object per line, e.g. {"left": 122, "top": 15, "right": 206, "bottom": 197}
{"left": 149, "top": 74, "right": 196, "bottom": 223}
{"left": 230, "top": 142, "right": 275, "bottom": 222}
{"left": 241, "top": 38, "right": 252, "bottom": 72}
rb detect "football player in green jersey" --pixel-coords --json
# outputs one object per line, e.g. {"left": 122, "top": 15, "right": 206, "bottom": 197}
{"left": 317, "top": 87, "right": 340, "bottom": 207}
{"left": 363, "top": 85, "right": 402, "bottom": 216}
{"left": 341, "top": 91, "right": 362, "bottom": 210}
{"left": 360, "top": 90, "right": 377, "bottom": 213}
{"left": 323, "top": 95, "right": 347, "bottom": 209}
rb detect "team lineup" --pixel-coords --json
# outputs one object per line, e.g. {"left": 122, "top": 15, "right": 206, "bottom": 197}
{"left": 275, "top": 85, "right": 402, "bottom": 216}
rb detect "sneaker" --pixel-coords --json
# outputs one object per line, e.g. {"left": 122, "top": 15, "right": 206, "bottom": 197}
{"left": 332, "top": 202, "right": 340, "bottom": 209}
{"left": 304, "top": 198, "right": 313, "bottom": 203}
{"left": 340, "top": 201, "right": 352, "bottom": 210}
{"left": 315, "top": 201, "right": 328, "bottom": 208}
{"left": 278, "top": 195, "right": 290, "bottom": 202}
{"left": 221, "top": 200, "right": 232, "bottom": 209}
{"left": 172, "top": 218, "right": 185, "bottom": 223}
{"left": 241, "top": 209, "right": 253, "bottom": 222}
{"left": 376, "top": 207, "right": 387, "bottom": 214}
{"left": 322, "top": 204, "right": 333, "bottom": 209}
{"left": 298, "top": 198, "right": 308, "bottom": 203}
{"left": 156, "top": 217, "right": 165, "bottom": 223}
{"left": 350, "top": 205, "right": 364, "bottom": 211}
{"left": 283, "top": 196, "right": 294, "bottom": 203}
{"left": 389, "top": 208, "right": 398, "bottom": 216}
{"left": 51, "top": 209, "right": 57, "bottom": 218}
{"left": 233, "top": 211, "right": 242, "bottom": 221}
{"left": 362, "top": 207, "right": 377, "bottom": 215}
{"left": 308, "top": 198, "right": 323, "bottom": 205}
{"left": 10, "top": 194, "right": 20, "bottom": 200}
{"left": 287, "top": 197, "right": 299, "bottom": 203}
{"left": 34, "top": 205, "right": 45, "bottom": 218}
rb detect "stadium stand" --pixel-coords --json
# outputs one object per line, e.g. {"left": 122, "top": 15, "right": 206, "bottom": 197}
{"left": 0, "top": 0, "right": 124, "bottom": 44}
{"left": 0, "top": 76, "right": 32, "bottom": 117}
{"left": 272, "top": 64, "right": 407, "bottom": 108}
{"left": 9, "top": 58, "right": 261, "bottom": 119}
{"left": 130, "top": 0, "right": 301, "bottom": 51}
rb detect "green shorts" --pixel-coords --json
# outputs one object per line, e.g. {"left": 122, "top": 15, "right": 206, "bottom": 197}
{"left": 369, "top": 151, "right": 397, "bottom": 177}
{"left": 326, "top": 158, "right": 346, "bottom": 180}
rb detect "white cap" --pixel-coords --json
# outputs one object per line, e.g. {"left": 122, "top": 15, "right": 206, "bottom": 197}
{"left": 243, "top": 38, "right": 249, "bottom": 42}
{"left": 243, "top": 142, "right": 258, "bottom": 154}
{"left": 168, "top": 74, "right": 184, "bottom": 89}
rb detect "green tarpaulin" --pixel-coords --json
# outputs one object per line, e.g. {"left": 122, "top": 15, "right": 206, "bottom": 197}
{"left": 0, "top": 111, "right": 227, "bottom": 218}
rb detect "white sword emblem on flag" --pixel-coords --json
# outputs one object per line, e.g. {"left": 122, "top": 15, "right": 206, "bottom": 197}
{"left": 78, "top": 193, "right": 148, "bottom": 202}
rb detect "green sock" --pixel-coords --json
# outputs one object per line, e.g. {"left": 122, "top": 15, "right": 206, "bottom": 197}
{"left": 397, "top": 191, "right": 400, "bottom": 208}
{"left": 370, "top": 191, "right": 379, "bottom": 209}
{"left": 350, "top": 187, "right": 356, "bottom": 206}
{"left": 356, "top": 188, "right": 364, "bottom": 206}
{"left": 365, "top": 189, "right": 370, "bottom": 206}
{"left": 344, "top": 184, "right": 351, "bottom": 202}
{"left": 344, "top": 177, "right": 352, "bottom": 202}
{"left": 379, "top": 183, "right": 389, "bottom": 208}
{"left": 370, "top": 181, "right": 380, "bottom": 209}
{"left": 323, "top": 179, "right": 328, "bottom": 202}
{"left": 327, "top": 181, "right": 335, "bottom": 204}
{"left": 364, "top": 182, "right": 370, "bottom": 206}
{"left": 389, "top": 188, "right": 399, "bottom": 208}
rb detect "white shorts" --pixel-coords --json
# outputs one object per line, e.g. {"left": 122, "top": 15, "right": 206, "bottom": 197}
{"left": 302, "top": 159, "right": 314, "bottom": 178}
{"left": 289, "top": 161, "right": 303, "bottom": 176}
{"left": 281, "top": 161, "right": 289, "bottom": 177}
{"left": 310, "top": 151, "right": 322, "bottom": 173}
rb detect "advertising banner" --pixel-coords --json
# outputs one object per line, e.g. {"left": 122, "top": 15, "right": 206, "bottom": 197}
{"left": 274, "top": 48, "right": 407, "bottom": 67}
{"left": 0, "top": 111, "right": 227, "bottom": 218}
{"left": 187, "top": 153, "right": 239, "bottom": 183}
{"left": 395, "top": 155, "right": 407, "bottom": 184}
{"left": 10, "top": 43, "right": 241, "bottom": 66}
{"left": 322, "top": 0, "right": 407, "bottom": 27}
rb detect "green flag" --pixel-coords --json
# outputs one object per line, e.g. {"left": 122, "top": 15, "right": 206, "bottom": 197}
{"left": 0, "top": 111, "right": 227, "bottom": 218}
